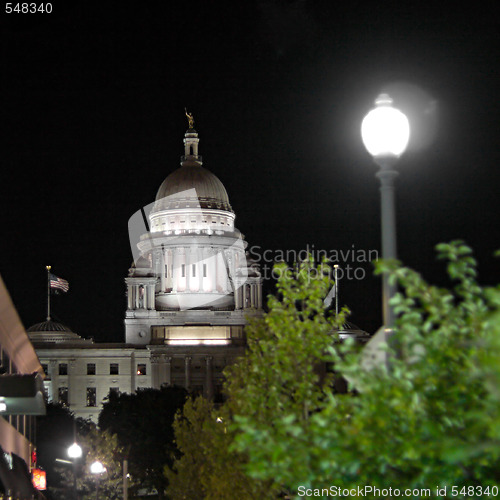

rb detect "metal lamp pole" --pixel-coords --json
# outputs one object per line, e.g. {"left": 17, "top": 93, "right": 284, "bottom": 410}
{"left": 67, "top": 442, "right": 82, "bottom": 500}
{"left": 361, "top": 93, "right": 410, "bottom": 328}
{"left": 90, "top": 461, "right": 105, "bottom": 500}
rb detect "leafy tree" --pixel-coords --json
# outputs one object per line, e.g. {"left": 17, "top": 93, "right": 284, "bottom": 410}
{"left": 98, "top": 385, "right": 188, "bottom": 498}
{"left": 224, "top": 258, "right": 347, "bottom": 495}
{"left": 54, "top": 427, "right": 126, "bottom": 500}
{"left": 229, "top": 242, "right": 500, "bottom": 496}
{"left": 165, "top": 396, "right": 276, "bottom": 500}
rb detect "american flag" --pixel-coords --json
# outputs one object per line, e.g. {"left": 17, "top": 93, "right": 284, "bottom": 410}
{"left": 49, "top": 273, "right": 69, "bottom": 293}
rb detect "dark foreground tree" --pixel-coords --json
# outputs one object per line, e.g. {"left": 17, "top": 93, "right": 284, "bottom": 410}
{"left": 37, "top": 404, "right": 126, "bottom": 499}
{"left": 36, "top": 403, "right": 76, "bottom": 499}
{"left": 99, "top": 385, "right": 188, "bottom": 498}
{"left": 165, "top": 396, "right": 277, "bottom": 500}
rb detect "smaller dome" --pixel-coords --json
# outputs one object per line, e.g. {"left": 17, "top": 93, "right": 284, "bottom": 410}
{"left": 27, "top": 320, "right": 73, "bottom": 333}
{"left": 332, "top": 321, "right": 370, "bottom": 342}
{"left": 27, "top": 319, "right": 93, "bottom": 344}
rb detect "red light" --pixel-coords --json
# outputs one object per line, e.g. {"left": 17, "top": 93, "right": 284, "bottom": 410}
{"left": 32, "top": 469, "right": 46, "bottom": 490}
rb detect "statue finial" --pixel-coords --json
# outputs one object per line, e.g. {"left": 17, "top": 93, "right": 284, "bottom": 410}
{"left": 185, "top": 108, "right": 194, "bottom": 129}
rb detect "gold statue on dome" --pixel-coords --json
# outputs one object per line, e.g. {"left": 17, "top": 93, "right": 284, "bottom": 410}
{"left": 185, "top": 108, "right": 194, "bottom": 129}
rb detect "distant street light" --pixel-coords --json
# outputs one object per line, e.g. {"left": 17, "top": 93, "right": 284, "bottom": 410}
{"left": 67, "top": 442, "right": 82, "bottom": 500}
{"left": 361, "top": 93, "right": 410, "bottom": 328}
{"left": 90, "top": 461, "right": 106, "bottom": 500}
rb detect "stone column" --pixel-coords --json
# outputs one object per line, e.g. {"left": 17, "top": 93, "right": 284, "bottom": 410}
{"left": 49, "top": 360, "right": 58, "bottom": 404}
{"left": 234, "top": 283, "right": 240, "bottom": 309}
{"left": 160, "top": 249, "right": 166, "bottom": 292}
{"left": 185, "top": 247, "right": 191, "bottom": 292}
{"left": 209, "top": 248, "right": 217, "bottom": 293}
{"left": 184, "top": 356, "right": 192, "bottom": 390}
{"left": 68, "top": 359, "right": 76, "bottom": 407}
{"left": 148, "top": 284, "right": 155, "bottom": 310}
{"left": 205, "top": 356, "right": 214, "bottom": 400}
{"left": 127, "top": 284, "right": 133, "bottom": 309}
{"left": 151, "top": 354, "right": 161, "bottom": 389}
{"left": 198, "top": 248, "right": 203, "bottom": 291}
{"left": 161, "top": 356, "right": 172, "bottom": 386}
{"left": 172, "top": 249, "right": 178, "bottom": 292}
{"left": 257, "top": 284, "right": 262, "bottom": 308}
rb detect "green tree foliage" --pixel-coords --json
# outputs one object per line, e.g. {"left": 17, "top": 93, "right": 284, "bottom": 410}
{"left": 166, "top": 258, "right": 345, "bottom": 498}
{"left": 62, "top": 427, "right": 125, "bottom": 500}
{"left": 225, "top": 259, "right": 347, "bottom": 494}
{"left": 229, "top": 242, "right": 500, "bottom": 496}
{"left": 165, "top": 396, "right": 275, "bottom": 500}
{"left": 98, "top": 385, "right": 188, "bottom": 498}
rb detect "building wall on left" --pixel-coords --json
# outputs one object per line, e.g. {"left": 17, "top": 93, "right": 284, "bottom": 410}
{"left": 0, "top": 274, "right": 44, "bottom": 496}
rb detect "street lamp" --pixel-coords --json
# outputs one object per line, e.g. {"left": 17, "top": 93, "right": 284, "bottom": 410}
{"left": 90, "top": 461, "right": 106, "bottom": 500}
{"left": 67, "top": 442, "right": 82, "bottom": 500}
{"left": 68, "top": 443, "right": 82, "bottom": 459}
{"left": 361, "top": 93, "right": 410, "bottom": 328}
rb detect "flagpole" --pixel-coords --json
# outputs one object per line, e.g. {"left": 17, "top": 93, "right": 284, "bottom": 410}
{"left": 46, "top": 266, "right": 51, "bottom": 321}
{"left": 334, "top": 264, "right": 339, "bottom": 318}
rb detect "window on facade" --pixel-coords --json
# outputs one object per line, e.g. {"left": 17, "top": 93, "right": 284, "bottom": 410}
{"left": 41, "top": 364, "right": 49, "bottom": 379}
{"left": 137, "top": 364, "right": 146, "bottom": 376}
{"left": 181, "top": 264, "right": 185, "bottom": 277}
{"left": 203, "top": 264, "right": 207, "bottom": 278}
{"left": 109, "top": 387, "right": 119, "bottom": 396}
{"left": 86, "top": 388, "right": 97, "bottom": 407}
{"left": 87, "top": 363, "right": 96, "bottom": 375}
{"left": 110, "top": 363, "right": 119, "bottom": 375}
{"left": 59, "top": 387, "right": 68, "bottom": 406}
{"left": 192, "top": 264, "right": 196, "bottom": 277}
{"left": 59, "top": 363, "right": 68, "bottom": 376}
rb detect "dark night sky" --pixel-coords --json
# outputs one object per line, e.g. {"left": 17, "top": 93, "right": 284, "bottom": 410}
{"left": 1, "top": 1, "right": 499, "bottom": 341}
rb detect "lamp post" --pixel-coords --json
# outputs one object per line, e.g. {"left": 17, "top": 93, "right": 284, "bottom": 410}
{"left": 361, "top": 93, "right": 410, "bottom": 328}
{"left": 90, "top": 461, "right": 106, "bottom": 500}
{"left": 67, "top": 442, "right": 82, "bottom": 500}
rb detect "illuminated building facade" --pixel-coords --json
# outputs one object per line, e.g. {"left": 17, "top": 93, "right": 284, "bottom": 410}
{"left": 125, "top": 123, "right": 263, "bottom": 394}
{"left": 29, "top": 120, "right": 263, "bottom": 419}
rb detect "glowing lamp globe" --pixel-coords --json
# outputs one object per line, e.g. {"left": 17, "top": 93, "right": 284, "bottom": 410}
{"left": 361, "top": 94, "right": 410, "bottom": 158}
{"left": 67, "top": 443, "right": 82, "bottom": 459}
{"left": 90, "top": 461, "right": 106, "bottom": 474}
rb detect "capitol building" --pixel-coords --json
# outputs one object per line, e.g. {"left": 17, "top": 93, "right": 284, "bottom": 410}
{"left": 28, "top": 119, "right": 263, "bottom": 421}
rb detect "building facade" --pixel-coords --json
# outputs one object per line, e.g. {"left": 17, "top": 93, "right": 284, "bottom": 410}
{"left": 29, "top": 121, "right": 263, "bottom": 421}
